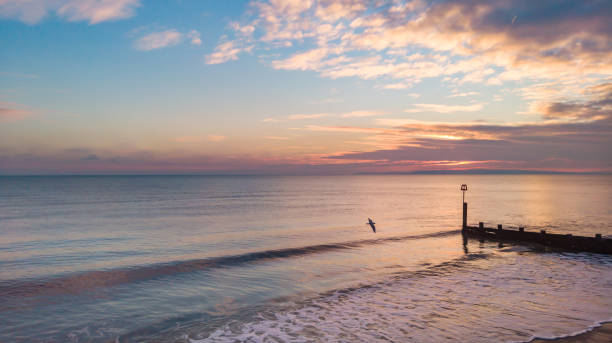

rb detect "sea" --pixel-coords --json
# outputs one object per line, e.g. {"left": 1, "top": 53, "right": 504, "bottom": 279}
{"left": 0, "top": 174, "right": 611, "bottom": 343}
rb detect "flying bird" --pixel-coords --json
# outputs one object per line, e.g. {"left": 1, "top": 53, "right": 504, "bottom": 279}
{"left": 367, "top": 218, "right": 376, "bottom": 233}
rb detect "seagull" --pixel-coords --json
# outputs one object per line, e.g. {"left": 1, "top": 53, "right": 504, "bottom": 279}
{"left": 367, "top": 218, "right": 376, "bottom": 233}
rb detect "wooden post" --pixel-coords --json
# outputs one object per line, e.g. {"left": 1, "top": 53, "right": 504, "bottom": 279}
{"left": 462, "top": 202, "right": 468, "bottom": 229}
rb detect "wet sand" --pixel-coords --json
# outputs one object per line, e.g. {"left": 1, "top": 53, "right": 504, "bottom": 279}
{"left": 532, "top": 323, "right": 612, "bottom": 343}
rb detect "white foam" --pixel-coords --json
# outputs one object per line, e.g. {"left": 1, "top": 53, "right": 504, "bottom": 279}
{"left": 189, "top": 252, "right": 612, "bottom": 342}
{"left": 518, "top": 318, "right": 612, "bottom": 342}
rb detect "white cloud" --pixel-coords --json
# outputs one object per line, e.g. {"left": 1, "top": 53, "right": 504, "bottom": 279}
{"left": 187, "top": 30, "right": 201, "bottom": 46}
{"left": 0, "top": 0, "right": 140, "bottom": 24}
{"left": 135, "top": 29, "right": 183, "bottom": 51}
{"left": 382, "top": 82, "right": 412, "bottom": 90}
{"left": 134, "top": 29, "right": 202, "bottom": 51}
{"left": 448, "top": 91, "right": 479, "bottom": 98}
{"left": 271, "top": 48, "right": 329, "bottom": 71}
{"left": 405, "top": 103, "right": 484, "bottom": 113}
{"left": 262, "top": 117, "right": 279, "bottom": 122}
{"left": 206, "top": 41, "right": 242, "bottom": 65}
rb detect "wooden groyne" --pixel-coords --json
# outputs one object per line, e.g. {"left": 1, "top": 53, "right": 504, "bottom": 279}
{"left": 459, "top": 186, "right": 612, "bottom": 254}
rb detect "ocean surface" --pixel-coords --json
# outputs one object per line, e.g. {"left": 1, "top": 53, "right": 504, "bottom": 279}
{"left": 0, "top": 174, "right": 611, "bottom": 343}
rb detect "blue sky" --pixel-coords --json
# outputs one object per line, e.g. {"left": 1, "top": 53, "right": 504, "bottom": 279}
{"left": 1, "top": 0, "right": 610, "bottom": 174}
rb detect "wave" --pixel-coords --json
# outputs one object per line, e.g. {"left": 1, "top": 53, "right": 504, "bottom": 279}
{"left": 119, "top": 251, "right": 496, "bottom": 343}
{"left": 520, "top": 318, "right": 612, "bottom": 342}
{"left": 184, "top": 251, "right": 612, "bottom": 343}
{"left": 0, "top": 229, "right": 461, "bottom": 300}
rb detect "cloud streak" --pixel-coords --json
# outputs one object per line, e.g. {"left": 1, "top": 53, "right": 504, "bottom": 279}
{"left": 134, "top": 29, "right": 201, "bottom": 51}
{"left": 0, "top": 0, "right": 141, "bottom": 24}
{"left": 405, "top": 103, "right": 485, "bottom": 113}
{"left": 263, "top": 110, "right": 385, "bottom": 122}
{"left": 0, "top": 101, "right": 32, "bottom": 121}
{"left": 205, "top": 41, "right": 244, "bottom": 64}
{"left": 135, "top": 29, "right": 183, "bottom": 51}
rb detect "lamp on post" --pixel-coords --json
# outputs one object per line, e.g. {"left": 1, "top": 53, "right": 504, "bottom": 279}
{"left": 461, "top": 184, "right": 468, "bottom": 204}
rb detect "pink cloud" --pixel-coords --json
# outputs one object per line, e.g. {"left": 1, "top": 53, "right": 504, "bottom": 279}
{"left": 0, "top": 102, "right": 32, "bottom": 121}
{"left": 0, "top": 0, "right": 140, "bottom": 24}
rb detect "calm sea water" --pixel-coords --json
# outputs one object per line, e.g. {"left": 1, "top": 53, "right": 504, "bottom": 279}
{"left": 0, "top": 175, "right": 611, "bottom": 342}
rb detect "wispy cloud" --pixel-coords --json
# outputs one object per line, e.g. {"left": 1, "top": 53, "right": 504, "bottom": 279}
{"left": 448, "top": 91, "right": 479, "bottom": 98}
{"left": 0, "top": 101, "right": 32, "bottom": 121}
{"left": 207, "top": 135, "right": 227, "bottom": 142}
{"left": 207, "top": 0, "right": 611, "bottom": 111}
{"left": 0, "top": 0, "right": 141, "bottom": 24}
{"left": 135, "top": 29, "right": 183, "bottom": 51}
{"left": 175, "top": 135, "right": 227, "bottom": 143}
{"left": 309, "top": 97, "right": 343, "bottom": 104}
{"left": 405, "top": 103, "right": 485, "bottom": 113}
{"left": 264, "top": 110, "right": 385, "bottom": 122}
{"left": 340, "top": 110, "right": 385, "bottom": 118}
{"left": 58, "top": 0, "right": 140, "bottom": 24}
{"left": 205, "top": 41, "right": 243, "bottom": 65}
{"left": 187, "top": 30, "right": 202, "bottom": 46}
{"left": 298, "top": 125, "right": 397, "bottom": 134}
{"left": 174, "top": 135, "right": 228, "bottom": 143}
{"left": 287, "top": 113, "right": 329, "bottom": 120}
{"left": 271, "top": 48, "right": 330, "bottom": 71}
{"left": 533, "top": 82, "right": 612, "bottom": 121}
{"left": 381, "top": 82, "right": 413, "bottom": 90}
{"left": 282, "top": 82, "right": 612, "bottom": 172}
{"left": 134, "top": 29, "right": 202, "bottom": 51}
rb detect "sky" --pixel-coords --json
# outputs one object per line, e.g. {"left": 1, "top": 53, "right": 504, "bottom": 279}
{"left": 0, "top": 0, "right": 611, "bottom": 174}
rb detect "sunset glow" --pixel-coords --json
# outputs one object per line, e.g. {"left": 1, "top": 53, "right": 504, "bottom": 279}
{"left": 1, "top": 0, "right": 611, "bottom": 174}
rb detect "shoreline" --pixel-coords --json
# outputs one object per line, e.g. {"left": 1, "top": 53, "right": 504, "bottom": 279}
{"left": 531, "top": 322, "right": 612, "bottom": 343}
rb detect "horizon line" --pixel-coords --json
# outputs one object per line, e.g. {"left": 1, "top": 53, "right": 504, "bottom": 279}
{"left": 1, "top": 169, "right": 611, "bottom": 177}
